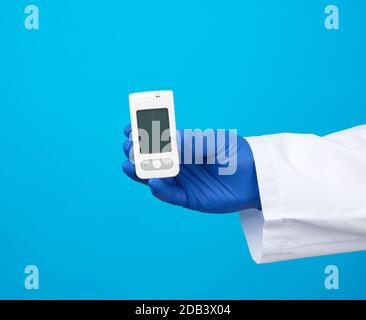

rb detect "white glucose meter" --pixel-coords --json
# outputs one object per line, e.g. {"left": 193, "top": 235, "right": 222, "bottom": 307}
{"left": 129, "top": 90, "right": 180, "bottom": 179}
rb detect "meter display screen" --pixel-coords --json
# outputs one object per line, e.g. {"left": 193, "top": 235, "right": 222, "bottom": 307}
{"left": 136, "top": 108, "right": 172, "bottom": 154}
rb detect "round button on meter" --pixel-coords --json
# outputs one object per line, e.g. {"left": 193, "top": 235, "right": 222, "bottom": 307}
{"left": 152, "top": 159, "right": 162, "bottom": 169}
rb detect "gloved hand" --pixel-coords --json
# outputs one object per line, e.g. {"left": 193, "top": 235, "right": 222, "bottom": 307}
{"left": 122, "top": 125, "right": 261, "bottom": 213}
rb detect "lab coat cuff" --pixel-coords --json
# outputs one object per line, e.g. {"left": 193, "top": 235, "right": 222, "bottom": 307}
{"left": 240, "top": 135, "right": 286, "bottom": 263}
{"left": 240, "top": 130, "right": 366, "bottom": 263}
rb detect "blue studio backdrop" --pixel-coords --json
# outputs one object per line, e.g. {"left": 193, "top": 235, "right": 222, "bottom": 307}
{"left": 1, "top": 0, "right": 366, "bottom": 299}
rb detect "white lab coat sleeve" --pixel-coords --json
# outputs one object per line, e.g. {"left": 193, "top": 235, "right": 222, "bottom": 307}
{"left": 240, "top": 125, "right": 366, "bottom": 263}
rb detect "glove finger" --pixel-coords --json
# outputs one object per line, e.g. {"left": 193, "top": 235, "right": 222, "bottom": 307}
{"left": 148, "top": 178, "right": 187, "bottom": 207}
{"left": 177, "top": 129, "right": 215, "bottom": 164}
{"left": 123, "top": 140, "right": 133, "bottom": 160}
{"left": 124, "top": 124, "right": 132, "bottom": 138}
{"left": 122, "top": 160, "right": 147, "bottom": 185}
{"left": 161, "top": 177, "right": 175, "bottom": 184}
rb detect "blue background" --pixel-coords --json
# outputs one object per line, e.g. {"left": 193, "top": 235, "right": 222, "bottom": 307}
{"left": 0, "top": 0, "right": 365, "bottom": 299}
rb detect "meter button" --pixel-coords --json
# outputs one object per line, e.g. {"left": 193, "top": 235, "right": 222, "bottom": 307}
{"left": 152, "top": 159, "right": 162, "bottom": 169}
{"left": 141, "top": 160, "right": 153, "bottom": 171}
{"left": 161, "top": 158, "right": 173, "bottom": 169}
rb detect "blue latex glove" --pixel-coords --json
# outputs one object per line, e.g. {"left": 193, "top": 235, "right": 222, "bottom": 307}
{"left": 122, "top": 125, "right": 261, "bottom": 213}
